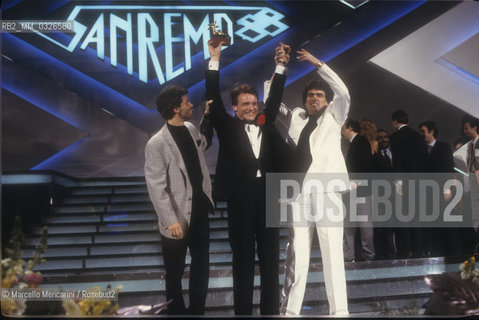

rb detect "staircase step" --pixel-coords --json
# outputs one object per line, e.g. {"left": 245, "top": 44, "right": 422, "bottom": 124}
{"left": 54, "top": 205, "right": 105, "bottom": 214}
{"left": 28, "top": 248, "right": 323, "bottom": 275}
{"left": 22, "top": 247, "right": 88, "bottom": 259}
{"left": 113, "top": 186, "right": 148, "bottom": 194}
{"left": 98, "top": 223, "right": 158, "bottom": 233}
{"left": 32, "top": 219, "right": 230, "bottom": 235}
{"left": 77, "top": 180, "right": 145, "bottom": 187}
{"left": 25, "top": 235, "right": 93, "bottom": 246}
{"left": 103, "top": 212, "right": 156, "bottom": 222}
{"left": 94, "top": 233, "right": 162, "bottom": 244}
{"left": 63, "top": 197, "right": 110, "bottom": 204}
{"left": 71, "top": 188, "right": 113, "bottom": 196}
{"left": 33, "top": 225, "right": 97, "bottom": 234}
{"left": 90, "top": 243, "right": 162, "bottom": 256}
{"left": 106, "top": 203, "right": 153, "bottom": 212}
{"left": 45, "top": 215, "right": 102, "bottom": 224}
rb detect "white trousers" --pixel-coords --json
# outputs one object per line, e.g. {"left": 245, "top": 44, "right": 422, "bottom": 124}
{"left": 281, "top": 192, "right": 348, "bottom": 315}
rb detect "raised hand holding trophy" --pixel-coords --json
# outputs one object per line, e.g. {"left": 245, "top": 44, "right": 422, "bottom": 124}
{"left": 208, "top": 22, "right": 231, "bottom": 46}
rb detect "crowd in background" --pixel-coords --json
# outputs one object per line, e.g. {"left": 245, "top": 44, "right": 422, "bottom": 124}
{"left": 340, "top": 111, "right": 479, "bottom": 261}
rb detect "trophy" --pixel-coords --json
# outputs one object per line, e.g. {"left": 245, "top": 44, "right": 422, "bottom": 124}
{"left": 208, "top": 22, "right": 231, "bottom": 46}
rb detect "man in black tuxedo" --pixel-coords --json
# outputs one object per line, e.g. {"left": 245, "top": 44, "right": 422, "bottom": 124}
{"left": 419, "top": 121, "right": 454, "bottom": 174}
{"left": 341, "top": 119, "right": 375, "bottom": 261}
{"left": 377, "top": 129, "right": 393, "bottom": 172}
{"left": 203, "top": 40, "right": 292, "bottom": 315}
{"left": 419, "top": 121, "right": 455, "bottom": 256}
{"left": 389, "top": 110, "right": 428, "bottom": 258}
{"left": 390, "top": 110, "right": 427, "bottom": 173}
{"left": 375, "top": 129, "right": 396, "bottom": 259}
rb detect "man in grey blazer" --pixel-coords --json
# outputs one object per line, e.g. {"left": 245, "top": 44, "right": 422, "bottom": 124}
{"left": 144, "top": 85, "right": 214, "bottom": 315}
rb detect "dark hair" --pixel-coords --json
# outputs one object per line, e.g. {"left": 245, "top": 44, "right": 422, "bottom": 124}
{"left": 462, "top": 115, "right": 479, "bottom": 132}
{"left": 391, "top": 110, "right": 408, "bottom": 124}
{"left": 302, "top": 79, "right": 333, "bottom": 105}
{"left": 377, "top": 128, "right": 389, "bottom": 135}
{"left": 231, "top": 84, "right": 258, "bottom": 106}
{"left": 419, "top": 121, "right": 438, "bottom": 139}
{"left": 156, "top": 85, "right": 188, "bottom": 120}
{"left": 344, "top": 118, "right": 360, "bottom": 133}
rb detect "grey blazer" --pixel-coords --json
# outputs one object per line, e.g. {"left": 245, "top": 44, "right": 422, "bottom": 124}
{"left": 144, "top": 122, "right": 214, "bottom": 239}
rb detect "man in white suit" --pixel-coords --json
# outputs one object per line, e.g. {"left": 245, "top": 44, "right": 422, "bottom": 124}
{"left": 144, "top": 85, "right": 214, "bottom": 315}
{"left": 271, "top": 49, "right": 350, "bottom": 316}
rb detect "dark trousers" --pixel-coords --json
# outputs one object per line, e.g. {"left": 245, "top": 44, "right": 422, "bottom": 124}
{"left": 227, "top": 178, "right": 279, "bottom": 315}
{"left": 374, "top": 227, "right": 396, "bottom": 259}
{"left": 160, "top": 194, "right": 210, "bottom": 315}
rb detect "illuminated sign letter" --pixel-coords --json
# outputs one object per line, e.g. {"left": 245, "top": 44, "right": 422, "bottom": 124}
{"left": 164, "top": 13, "right": 184, "bottom": 81}
{"left": 138, "top": 13, "right": 165, "bottom": 84}
{"left": 183, "top": 14, "right": 210, "bottom": 71}
{"left": 214, "top": 13, "right": 233, "bottom": 46}
{"left": 110, "top": 13, "right": 133, "bottom": 75}
{"left": 80, "top": 13, "right": 105, "bottom": 60}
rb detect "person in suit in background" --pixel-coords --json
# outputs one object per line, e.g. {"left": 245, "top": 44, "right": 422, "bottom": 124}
{"left": 419, "top": 121, "right": 454, "bottom": 175}
{"left": 342, "top": 119, "right": 375, "bottom": 261}
{"left": 389, "top": 109, "right": 428, "bottom": 258}
{"left": 275, "top": 49, "right": 350, "bottom": 316}
{"left": 144, "top": 86, "right": 214, "bottom": 314}
{"left": 463, "top": 116, "right": 479, "bottom": 245}
{"left": 419, "top": 121, "right": 455, "bottom": 256}
{"left": 203, "top": 40, "right": 292, "bottom": 315}
{"left": 374, "top": 128, "right": 396, "bottom": 259}
{"left": 377, "top": 129, "right": 393, "bottom": 172}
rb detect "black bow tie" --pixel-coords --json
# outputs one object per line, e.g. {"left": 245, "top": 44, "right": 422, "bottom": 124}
{"left": 235, "top": 116, "right": 256, "bottom": 125}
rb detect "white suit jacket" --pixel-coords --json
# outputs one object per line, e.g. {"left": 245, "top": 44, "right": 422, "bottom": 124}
{"left": 144, "top": 122, "right": 214, "bottom": 238}
{"left": 272, "top": 64, "right": 350, "bottom": 191}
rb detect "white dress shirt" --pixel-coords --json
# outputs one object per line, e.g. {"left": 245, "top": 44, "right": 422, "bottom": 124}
{"left": 208, "top": 60, "right": 286, "bottom": 177}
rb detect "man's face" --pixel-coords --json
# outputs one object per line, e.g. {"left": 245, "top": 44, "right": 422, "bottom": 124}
{"left": 175, "top": 95, "right": 193, "bottom": 120}
{"left": 377, "top": 131, "right": 389, "bottom": 150}
{"left": 341, "top": 125, "right": 353, "bottom": 140}
{"left": 464, "top": 122, "right": 478, "bottom": 139}
{"left": 305, "top": 89, "right": 328, "bottom": 116}
{"left": 233, "top": 93, "right": 258, "bottom": 122}
{"left": 419, "top": 126, "right": 434, "bottom": 143}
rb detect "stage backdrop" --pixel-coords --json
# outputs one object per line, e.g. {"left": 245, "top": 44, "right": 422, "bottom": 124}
{"left": 2, "top": 0, "right": 478, "bottom": 177}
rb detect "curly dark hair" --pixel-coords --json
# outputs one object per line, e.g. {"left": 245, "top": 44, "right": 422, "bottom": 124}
{"left": 156, "top": 85, "right": 188, "bottom": 120}
{"left": 231, "top": 84, "right": 258, "bottom": 106}
{"left": 302, "top": 79, "right": 333, "bottom": 105}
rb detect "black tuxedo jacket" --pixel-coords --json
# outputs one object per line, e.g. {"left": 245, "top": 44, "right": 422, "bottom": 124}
{"left": 374, "top": 151, "right": 393, "bottom": 173}
{"left": 205, "top": 69, "right": 292, "bottom": 201}
{"left": 389, "top": 126, "right": 427, "bottom": 173}
{"left": 346, "top": 134, "right": 373, "bottom": 173}
{"left": 427, "top": 141, "right": 454, "bottom": 173}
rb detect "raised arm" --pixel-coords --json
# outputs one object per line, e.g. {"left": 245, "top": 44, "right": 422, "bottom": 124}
{"left": 205, "top": 39, "right": 228, "bottom": 131}
{"left": 263, "top": 43, "right": 290, "bottom": 123}
{"left": 297, "top": 49, "right": 350, "bottom": 124}
{"left": 199, "top": 100, "right": 213, "bottom": 150}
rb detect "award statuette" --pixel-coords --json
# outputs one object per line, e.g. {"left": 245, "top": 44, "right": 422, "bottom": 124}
{"left": 208, "top": 22, "right": 231, "bottom": 46}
